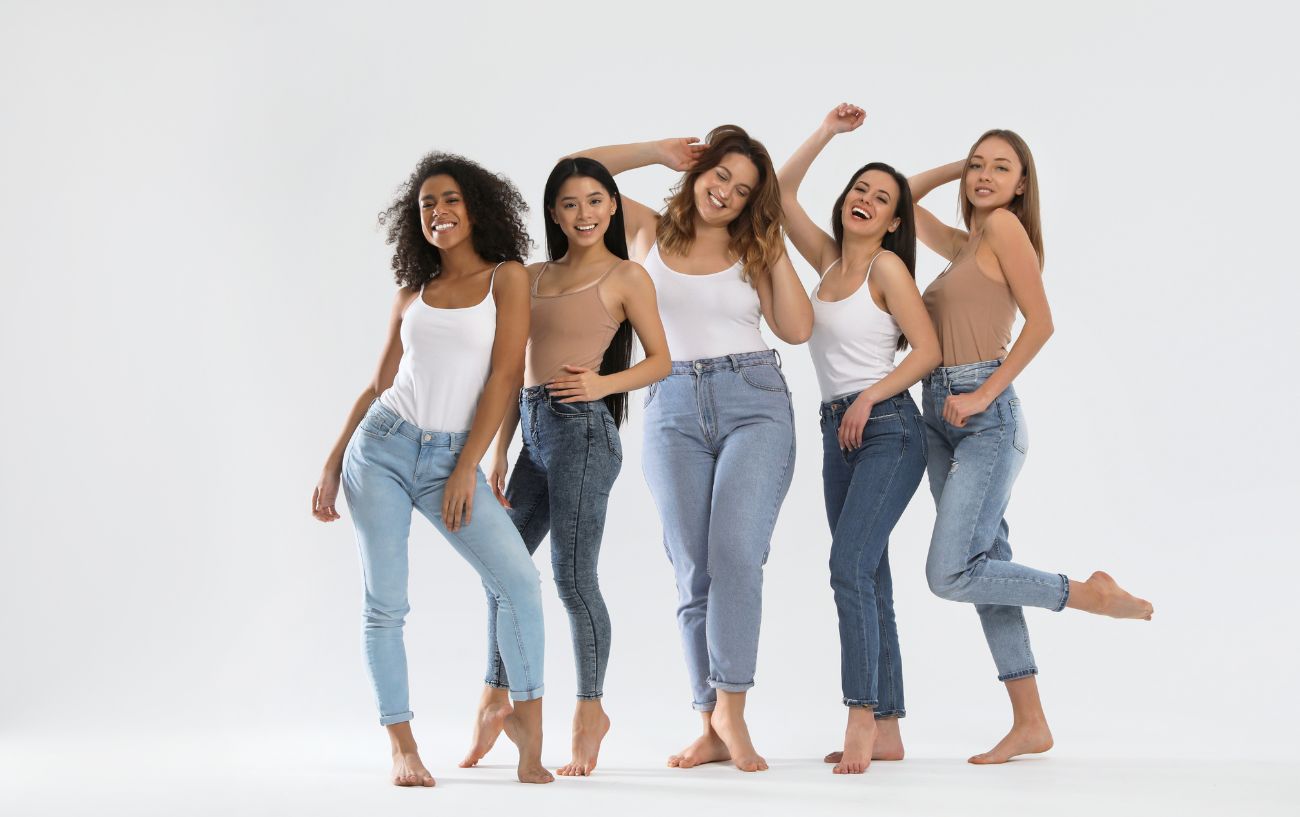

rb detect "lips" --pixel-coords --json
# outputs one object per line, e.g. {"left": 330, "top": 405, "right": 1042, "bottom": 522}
{"left": 851, "top": 206, "right": 870, "bottom": 221}
{"left": 575, "top": 224, "right": 597, "bottom": 233}
{"left": 432, "top": 220, "right": 458, "bottom": 232}
{"left": 707, "top": 191, "right": 726, "bottom": 210}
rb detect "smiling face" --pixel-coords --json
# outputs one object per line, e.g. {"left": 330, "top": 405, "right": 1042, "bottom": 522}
{"left": 692, "top": 151, "right": 759, "bottom": 227}
{"left": 418, "top": 174, "right": 472, "bottom": 250}
{"left": 550, "top": 175, "right": 616, "bottom": 249}
{"left": 840, "top": 169, "right": 901, "bottom": 240}
{"left": 964, "top": 136, "right": 1026, "bottom": 211}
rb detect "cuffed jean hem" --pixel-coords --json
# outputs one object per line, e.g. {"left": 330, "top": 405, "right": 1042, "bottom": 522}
{"left": 692, "top": 700, "right": 717, "bottom": 713}
{"left": 484, "top": 679, "right": 510, "bottom": 690}
{"left": 1053, "top": 574, "right": 1071, "bottom": 612}
{"left": 379, "top": 710, "right": 414, "bottom": 726}
{"left": 874, "top": 709, "right": 905, "bottom": 719}
{"left": 509, "top": 684, "right": 544, "bottom": 703}
{"left": 842, "top": 698, "right": 879, "bottom": 709}
{"left": 997, "top": 667, "right": 1038, "bottom": 682}
{"left": 575, "top": 691, "right": 604, "bottom": 701}
{"left": 708, "top": 679, "right": 755, "bottom": 694}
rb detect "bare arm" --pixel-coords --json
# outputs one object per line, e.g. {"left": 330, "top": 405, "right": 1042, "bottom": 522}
{"left": 486, "top": 396, "right": 520, "bottom": 509}
{"left": 546, "top": 262, "right": 672, "bottom": 402}
{"left": 941, "top": 209, "right": 1053, "bottom": 427}
{"left": 440, "top": 262, "right": 530, "bottom": 531}
{"left": 566, "top": 138, "right": 705, "bottom": 261}
{"left": 777, "top": 104, "right": 864, "bottom": 274}
{"left": 756, "top": 252, "right": 814, "bottom": 345}
{"left": 909, "top": 160, "right": 967, "bottom": 261}
{"left": 835, "top": 255, "right": 942, "bottom": 449}
{"left": 312, "top": 287, "right": 419, "bottom": 522}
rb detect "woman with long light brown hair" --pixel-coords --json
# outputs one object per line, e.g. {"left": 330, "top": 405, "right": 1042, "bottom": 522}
{"left": 565, "top": 126, "right": 812, "bottom": 772}
{"left": 911, "top": 130, "right": 1153, "bottom": 764}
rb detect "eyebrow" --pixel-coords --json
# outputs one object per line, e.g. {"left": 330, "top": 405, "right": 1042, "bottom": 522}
{"left": 971, "top": 154, "right": 1014, "bottom": 163}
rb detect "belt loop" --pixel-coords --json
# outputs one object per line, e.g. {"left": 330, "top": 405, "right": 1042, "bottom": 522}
{"left": 728, "top": 353, "right": 739, "bottom": 371}
{"left": 773, "top": 348, "right": 783, "bottom": 369}
{"left": 449, "top": 434, "right": 462, "bottom": 454}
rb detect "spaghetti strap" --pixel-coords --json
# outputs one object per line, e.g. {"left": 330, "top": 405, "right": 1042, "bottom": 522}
{"left": 530, "top": 262, "right": 549, "bottom": 296}
{"left": 820, "top": 257, "right": 842, "bottom": 277}
{"left": 864, "top": 249, "right": 890, "bottom": 282}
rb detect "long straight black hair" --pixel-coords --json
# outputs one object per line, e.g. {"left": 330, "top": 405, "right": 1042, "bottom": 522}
{"left": 542, "top": 157, "right": 634, "bottom": 426}
{"left": 831, "top": 161, "right": 917, "bottom": 351}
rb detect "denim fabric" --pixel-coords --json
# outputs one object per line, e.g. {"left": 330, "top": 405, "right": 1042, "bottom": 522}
{"left": 921, "top": 360, "right": 1070, "bottom": 681}
{"left": 342, "top": 400, "right": 545, "bottom": 725}
{"left": 820, "top": 391, "right": 926, "bottom": 715}
{"left": 485, "top": 386, "right": 622, "bottom": 699}
{"left": 642, "top": 349, "right": 795, "bottom": 712}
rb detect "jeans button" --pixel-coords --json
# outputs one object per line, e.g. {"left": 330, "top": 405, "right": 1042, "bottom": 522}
{"left": 423, "top": 434, "right": 431, "bottom": 442}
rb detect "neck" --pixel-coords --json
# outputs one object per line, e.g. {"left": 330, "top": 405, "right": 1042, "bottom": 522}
{"left": 840, "top": 234, "right": 885, "bottom": 272}
{"left": 560, "top": 240, "right": 617, "bottom": 269}
{"left": 437, "top": 240, "right": 489, "bottom": 279}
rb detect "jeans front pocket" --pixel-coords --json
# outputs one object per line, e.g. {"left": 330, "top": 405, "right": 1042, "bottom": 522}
{"left": 643, "top": 380, "right": 660, "bottom": 409}
{"left": 601, "top": 409, "right": 623, "bottom": 462}
{"left": 740, "top": 363, "right": 788, "bottom": 393}
{"left": 1007, "top": 398, "right": 1028, "bottom": 455}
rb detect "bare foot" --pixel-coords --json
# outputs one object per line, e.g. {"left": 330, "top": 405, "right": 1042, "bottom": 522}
{"left": 1070, "top": 571, "right": 1154, "bottom": 620}
{"left": 710, "top": 700, "right": 768, "bottom": 773}
{"left": 667, "top": 730, "right": 731, "bottom": 769}
{"left": 391, "top": 750, "right": 436, "bottom": 787}
{"left": 503, "top": 699, "right": 554, "bottom": 784}
{"left": 968, "top": 720, "right": 1054, "bottom": 764}
{"left": 460, "top": 688, "right": 513, "bottom": 768}
{"left": 824, "top": 716, "right": 905, "bottom": 764}
{"left": 557, "top": 702, "right": 610, "bottom": 777}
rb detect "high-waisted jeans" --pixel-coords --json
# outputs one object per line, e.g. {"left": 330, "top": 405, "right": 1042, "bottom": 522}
{"left": 922, "top": 360, "right": 1070, "bottom": 681}
{"left": 642, "top": 349, "right": 795, "bottom": 712}
{"left": 485, "top": 386, "right": 622, "bottom": 700}
{"left": 342, "top": 400, "right": 545, "bottom": 725}
{"left": 820, "top": 391, "right": 926, "bottom": 715}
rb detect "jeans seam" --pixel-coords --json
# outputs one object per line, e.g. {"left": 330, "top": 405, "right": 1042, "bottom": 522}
{"left": 444, "top": 527, "right": 535, "bottom": 693}
{"left": 561, "top": 419, "right": 602, "bottom": 699}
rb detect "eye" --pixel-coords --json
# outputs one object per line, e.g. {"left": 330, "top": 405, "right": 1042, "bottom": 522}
{"left": 563, "top": 202, "right": 576, "bottom": 209}
{"left": 590, "top": 197, "right": 603, "bottom": 206}
{"left": 995, "top": 166, "right": 1009, "bottom": 173}
{"left": 736, "top": 188, "right": 749, "bottom": 197}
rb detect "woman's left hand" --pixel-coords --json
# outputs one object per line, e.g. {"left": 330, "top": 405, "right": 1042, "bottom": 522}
{"left": 943, "top": 389, "right": 993, "bottom": 427}
{"left": 442, "top": 464, "right": 477, "bottom": 532}
{"left": 547, "top": 365, "right": 610, "bottom": 403}
{"left": 838, "top": 395, "right": 874, "bottom": 451}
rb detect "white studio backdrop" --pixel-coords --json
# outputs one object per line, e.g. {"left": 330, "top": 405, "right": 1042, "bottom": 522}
{"left": 1, "top": 0, "right": 1296, "bottom": 771}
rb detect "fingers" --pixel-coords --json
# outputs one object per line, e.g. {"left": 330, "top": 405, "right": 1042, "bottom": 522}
{"left": 312, "top": 486, "right": 319, "bottom": 516}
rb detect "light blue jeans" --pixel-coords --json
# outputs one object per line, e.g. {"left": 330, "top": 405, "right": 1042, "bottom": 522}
{"left": 921, "top": 360, "right": 1070, "bottom": 681}
{"left": 642, "top": 350, "right": 795, "bottom": 711}
{"left": 342, "top": 400, "right": 545, "bottom": 725}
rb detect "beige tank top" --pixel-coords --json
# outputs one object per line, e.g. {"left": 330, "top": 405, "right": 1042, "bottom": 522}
{"left": 523, "top": 261, "right": 621, "bottom": 388}
{"left": 922, "top": 236, "right": 1017, "bottom": 366}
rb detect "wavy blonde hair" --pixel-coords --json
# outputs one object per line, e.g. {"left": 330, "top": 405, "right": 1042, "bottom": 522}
{"left": 656, "top": 124, "right": 785, "bottom": 287}
{"left": 961, "top": 129, "right": 1044, "bottom": 267}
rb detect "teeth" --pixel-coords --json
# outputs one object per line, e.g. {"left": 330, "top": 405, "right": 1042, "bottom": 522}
{"left": 708, "top": 193, "right": 724, "bottom": 208}
{"left": 576, "top": 224, "right": 596, "bottom": 232}
{"left": 434, "top": 222, "right": 456, "bottom": 231}
{"left": 852, "top": 207, "right": 870, "bottom": 220}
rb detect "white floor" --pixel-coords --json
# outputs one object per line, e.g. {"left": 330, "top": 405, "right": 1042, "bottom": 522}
{"left": 1, "top": 734, "right": 1291, "bottom": 817}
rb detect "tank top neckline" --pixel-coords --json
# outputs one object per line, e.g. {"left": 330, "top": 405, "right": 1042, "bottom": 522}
{"left": 416, "top": 262, "right": 503, "bottom": 312}
{"left": 813, "top": 250, "right": 890, "bottom": 309}
{"left": 531, "top": 259, "right": 621, "bottom": 298}
{"left": 649, "top": 243, "right": 741, "bottom": 278}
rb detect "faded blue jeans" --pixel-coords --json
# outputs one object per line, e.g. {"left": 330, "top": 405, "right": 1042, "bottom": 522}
{"left": 821, "top": 391, "right": 926, "bottom": 715}
{"left": 922, "top": 360, "right": 1070, "bottom": 681}
{"left": 342, "top": 400, "right": 545, "bottom": 725}
{"left": 485, "top": 386, "right": 622, "bottom": 699}
{"left": 642, "top": 350, "right": 796, "bottom": 712}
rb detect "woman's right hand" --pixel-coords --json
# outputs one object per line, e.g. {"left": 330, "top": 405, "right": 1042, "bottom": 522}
{"left": 312, "top": 469, "right": 342, "bottom": 522}
{"left": 822, "top": 103, "right": 866, "bottom": 136}
{"left": 656, "top": 137, "right": 706, "bottom": 171}
{"left": 488, "top": 451, "right": 511, "bottom": 509}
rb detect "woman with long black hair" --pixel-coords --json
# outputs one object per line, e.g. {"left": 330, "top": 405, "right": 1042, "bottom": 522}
{"left": 461, "top": 158, "right": 670, "bottom": 777}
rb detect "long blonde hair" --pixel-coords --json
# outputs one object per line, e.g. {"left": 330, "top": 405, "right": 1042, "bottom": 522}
{"left": 961, "top": 129, "right": 1044, "bottom": 267}
{"left": 657, "top": 124, "right": 785, "bottom": 287}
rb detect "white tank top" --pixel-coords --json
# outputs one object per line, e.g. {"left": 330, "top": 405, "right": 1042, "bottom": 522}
{"left": 643, "top": 243, "right": 766, "bottom": 362}
{"left": 379, "top": 264, "right": 501, "bottom": 432}
{"left": 808, "top": 252, "right": 900, "bottom": 401}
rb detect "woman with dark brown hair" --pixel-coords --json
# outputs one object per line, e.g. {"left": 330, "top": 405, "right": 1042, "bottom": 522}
{"left": 567, "top": 126, "right": 812, "bottom": 772}
{"left": 911, "top": 131, "right": 1153, "bottom": 765}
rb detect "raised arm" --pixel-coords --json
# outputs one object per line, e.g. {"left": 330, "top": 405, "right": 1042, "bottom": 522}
{"left": 941, "top": 209, "right": 1053, "bottom": 428}
{"left": 909, "top": 160, "right": 968, "bottom": 261}
{"left": 777, "top": 104, "right": 865, "bottom": 274}
{"left": 834, "top": 254, "right": 943, "bottom": 449}
{"left": 439, "top": 261, "right": 530, "bottom": 531}
{"left": 566, "top": 138, "right": 706, "bottom": 261}
{"left": 756, "top": 252, "right": 814, "bottom": 345}
{"left": 312, "top": 287, "right": 419, "bottom": 522}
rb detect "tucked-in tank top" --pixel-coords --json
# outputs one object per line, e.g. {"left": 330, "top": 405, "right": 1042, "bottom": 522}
{"left": 808, "top": 251, "right": 901, "bottom": 401}
{"left": 378, "top": 263, "right": 502, "bottom": 432}
{"left": 922, "top": 236, "right": 1016, "bottom": 365}
{"left": 642, "top": 243, "right": 766, "bottom": 362}
{"left": 524, "top": 260, "right": 621, "bottom": 388}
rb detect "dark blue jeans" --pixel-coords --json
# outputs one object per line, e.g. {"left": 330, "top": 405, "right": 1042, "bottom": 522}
{"left": 820, "top": 390, "right": 926, "bottom": 715}
{"left": 485, "top": 386, "right": 622, "bottom": 699}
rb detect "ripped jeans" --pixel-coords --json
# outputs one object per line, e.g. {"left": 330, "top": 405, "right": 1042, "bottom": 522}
{"left": 921, "top": 360, "right": 1070, "bottom": 681}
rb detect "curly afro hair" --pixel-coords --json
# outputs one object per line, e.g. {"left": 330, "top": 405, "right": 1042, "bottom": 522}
{"left": 378, "top": 152, "right": 531, "bottom": 289}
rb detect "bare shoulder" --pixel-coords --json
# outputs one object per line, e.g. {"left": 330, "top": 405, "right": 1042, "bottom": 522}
{"left": 393, "top": 285, "right": 422, "bottom": 314}
{"left": 871, "top": 251, "right": 920, "bottom": 293}
{"left": 610, "top": 258, "right": 652, "bottom": 285}
{"left": 492, "top": 260, "right": 530, "bottom": 289}
{"left": 984, "top": 208, "right": 1029, "bottom": 243}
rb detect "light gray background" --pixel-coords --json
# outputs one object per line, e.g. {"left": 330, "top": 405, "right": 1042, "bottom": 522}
{"left": 2, "top": 1, "right": 1295, "bottom": 814}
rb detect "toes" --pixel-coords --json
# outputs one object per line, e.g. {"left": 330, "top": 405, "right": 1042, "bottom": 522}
{"left": 823, "top": 751, "right": 843, "bottom": 763}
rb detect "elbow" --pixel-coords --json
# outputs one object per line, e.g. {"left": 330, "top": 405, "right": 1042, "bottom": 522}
{"left": 921, "top": 346, "right": 943, "bottom": 372}
{"left": 651, "top": 355, "right": 672, "bottom": 381}
{"left": 781, "top": 322, "right": 814, "bottom": 345}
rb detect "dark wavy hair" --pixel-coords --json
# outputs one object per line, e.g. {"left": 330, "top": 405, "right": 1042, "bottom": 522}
{"left": 831, "top": 161, "right": 916, "bottom": 351}
{"left": 378, "top": 152, "right": 530, "bottom": 289}
{"left": 543, "top": 158, "right": 634, "bottom": 426}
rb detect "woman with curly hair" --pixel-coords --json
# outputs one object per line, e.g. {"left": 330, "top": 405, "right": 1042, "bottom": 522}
{"left": 777, "top": 104, "right": 941, "bottom": 774}
{"left": 911, "top": 132, "right": 1153, "bottom": 764}
{"left": 311, "top": 152, "right": 553, "bottom": 786}
{"left": 461, "top": 157, "right": 671, "bottom": 777}
{"left": 566, "top": 127, "right": 813, "bottom": 773}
